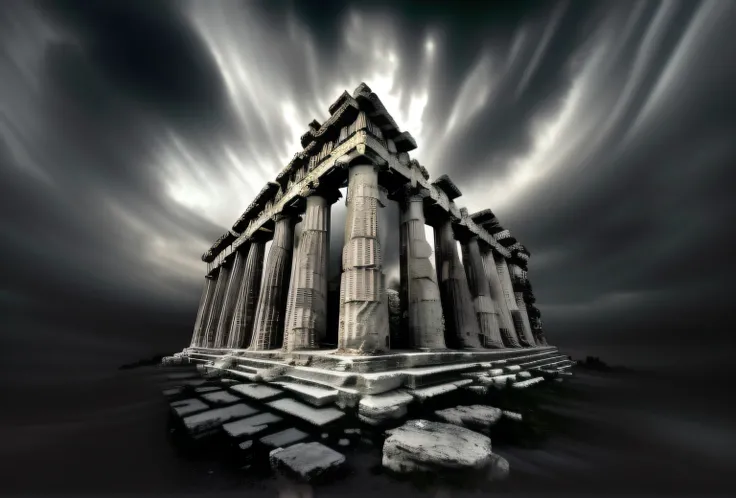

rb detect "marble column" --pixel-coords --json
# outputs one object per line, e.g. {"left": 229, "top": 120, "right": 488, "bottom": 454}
{"left": 461, "top": 236, "right": 504, "bottom": 348}
{"left": 337, "top": 163, "right": 389, "bottom": 353}
{"left": 227, "top": 239, "right": 266, "bottom": 349}
{"left": 202, "top": 261, "right": 232, "bottom": 348}
{"left": 283, "top": 194, "right": 336, "bottom": 351}
{"left": 190, "top": 275, "right": 217, "bottom": 347}
{"left": 399, "top": 193, "right": 446, "bottom": 349}
{"left": 250, "top": 214, "right": 298, "bottom": 350}
{"left": 495, "top": 256, "right": 533, "bottom": 347}
{"left": 515, "top": 291, "right": 537, "bottom": 347}
{"left": 433, "top": 218, "right": 483, "bottom": 349}
{"left": 213, "top": 248, "right": 248, "bottom": 348}
{"left": 481, "top": 248, "right": 521, "bottom": 347}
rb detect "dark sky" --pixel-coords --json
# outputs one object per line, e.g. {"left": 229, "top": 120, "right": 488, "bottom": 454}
{"left": 2, "top": 0, "right": 735, "bottom": 388}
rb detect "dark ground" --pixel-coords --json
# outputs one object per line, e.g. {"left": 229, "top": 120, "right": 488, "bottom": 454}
{"left": 1, "top": 362, "right": 734, "bottom": 497}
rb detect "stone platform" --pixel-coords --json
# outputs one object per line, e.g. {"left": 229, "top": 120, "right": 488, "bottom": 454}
{"left": 159, "top": 353, "right": 574, "bottom": 484}
{"left": 166, "top": 346, "right": 575, "bottom": 414}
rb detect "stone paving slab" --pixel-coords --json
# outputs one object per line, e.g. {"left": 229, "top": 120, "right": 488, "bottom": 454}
{"left": 230, "top": 383, "right": 284, "bottom": 401}
{"left": 270, "top": 442, "right": 345, "bottom": 481}
{"left": 260, "top": 427, "right": 309, "bottom": 449}
{"left": 182, "top": 403, "right": 259, "bottom": 434}
{"left": 170, "top": 398, "right": 209, "bottom": 417}
{"left": 201, "top": 390, "right": 241, "bottom": 405}
{"left": 222, "top": 412, "right": 283, "bottom": 438}
{"left": 267, "top": 398, "right": 345, "bottom": 427}
{"left": 194, "top": 386, "right": 222, "bottom": 393}
{"left": 274, "top": 382, "right": 338, "bottom": 407}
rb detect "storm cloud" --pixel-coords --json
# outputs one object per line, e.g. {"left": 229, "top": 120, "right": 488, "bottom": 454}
{"left": 1, "top": 0, "right": 735, "bottom": 387}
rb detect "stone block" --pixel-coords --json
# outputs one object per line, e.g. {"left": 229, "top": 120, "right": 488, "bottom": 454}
{"left": 269, "top": 442, "right": 345, "bottom": 482}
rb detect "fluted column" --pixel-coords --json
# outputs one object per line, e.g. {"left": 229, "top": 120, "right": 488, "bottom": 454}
{"left": 433, "top": 218, "right": 483, "bottom": 349}
{"left": 250, "top": 214, "right": 298, "bottom": 350}
{"left": 461, "top": 236, "right": 504, "bottom": 348}
{"left": 213, "top": 248, "right": 248, "bottom": 348}
{"left": 481, "top": 248, "right": 522, "bottom": 347}
{"left": 227, "top": 239, "right": 266, "bottom": 349}
{"left": 399, "top": 193, "right": 446, "bottom": 349}
{"left": 283, "top": 193, "right": 337, "bottom": 351}
{"left": 337, "top": 163, "right": 389, "bottom": 353}
{"left": 514, "top": 291, "right": 537, "bottom": 347}
{"left": 495, "top": 256, "right": 533, "bottom": 347}
{"left": 190, "top": 275, "right": 218, "bottom": 347}
{"left": 202, "top": 261, "right": 232, "bottom": 348}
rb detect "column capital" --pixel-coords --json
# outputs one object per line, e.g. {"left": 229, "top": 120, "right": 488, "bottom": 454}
{"left": 389, "top": 183, "right": 431, "bottom": 204}
{"left": 304, "top": 179, "right": 343, "bottom": 205}
{"left": 272, "top": 211, "right": 301, "bottom": 224}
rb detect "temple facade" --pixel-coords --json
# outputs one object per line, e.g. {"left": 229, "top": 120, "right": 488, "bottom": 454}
{"left": 187, "top": 83, "right": 549, "bottom": 357}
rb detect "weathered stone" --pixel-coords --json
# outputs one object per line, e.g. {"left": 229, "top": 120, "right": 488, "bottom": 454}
{"left": 230, "top": 383, "right": 283, "bottom": 401}
{"left": 382, "top": 420, "right": 493, "bottom": 473}
{"left": 359, "top": 391, "right": 413, "bottom": 421}
{"left": 222, "top": 412, "right": 282, "bottom": 438}
{"left": 267, "top": 398, "right": 345, "bottom": 427}
{"left": 170, "top": 398, "right": 208, "bottom": 417}
{"left": 182, "top": 403, "right": 259, "bottom": 435}
{"left": 270, "top": 442, "right": 345, "bottom": 481}
{"left": 201, "top": 390, "right": 241, "bottom": 405}
{"left": 434, "top": 405, "right": 502, "bottom": 433}
{"left": 260, "top": 427, "right": 309, "bottom": 449}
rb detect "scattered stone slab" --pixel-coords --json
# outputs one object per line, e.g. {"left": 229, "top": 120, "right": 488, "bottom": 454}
{"left": 338, "top": 438, "right": 350, "bottom": 446}
{"left": 359, "top": 391, "right": 413, "bottom": 421}
{"left": 222, "top": 412, "right": 283, "bottom": 438}
{"left": 162, "top": 387, "right": 183, "bottom": 397}
{"left": 344, "top": 428, "right": 361, "bottom": 435}
{"left": 487, "top": 368, "right": 505, "bottom": 376}
{"left": 382, "top": 420, "right": 493, "bottom": 473}
{"left": 170, "top": 398, "right": 209, "bottom": 417}
{"left": 517, "top": 371, "right": 533, "bottom": 379}
{"left": 182, "top": 403, "right": 259, "bottom": 435}
{"left": 230, "top": 383, "right": 284, "bottom": 401}
{"left": 504, "top": 365, "right": 522, "bottom": 373}
{"left": 260, "top": 427, "right": 309, "bottom": 449}
{"left": 478, "top": 374, "right": 516, "bottom": 386}
{"left": 275, "top": 382, "right": 338, "bottom": 407}
{"left": 194, "top": 386, "right": 222, "bottom": 393}
{"left": 405, "top": 379, "right": 471, "bottom": 402}
{"left": 434, "top": 405, "right": 502, "bottom": 433}
{"left": 512, "top": 377, "right": 545, "bottom": 389}
{"left": 238, "top": 440, "right": 253, "bottom": 451}
{"left": 201, "top": 390, "right": 241, "bottom": 405}
{"left": 269, "top": 442, "right": 345, "bottom": 482}
{"left": 267, "top": 398, "right": 345, "bottom": 427}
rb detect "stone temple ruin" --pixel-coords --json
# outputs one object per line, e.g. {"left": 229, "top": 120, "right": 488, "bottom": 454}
{"left": 162, "top": 83, "right": 574, "bottom": 481}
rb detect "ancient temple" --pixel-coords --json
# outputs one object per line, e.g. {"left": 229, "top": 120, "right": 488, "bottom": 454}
{"left": 177, "top": 83, "right": 554, "bottom": 380}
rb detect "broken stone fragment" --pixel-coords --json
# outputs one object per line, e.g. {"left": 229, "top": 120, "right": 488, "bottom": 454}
{"left": 270, "top": 442, "right": 346, "bottom": 482}
{"left": 434, "top": 405, "right": 502, "bottom": 433}
{"left": 382, "top": 419, "right": 494, "bottom": 474}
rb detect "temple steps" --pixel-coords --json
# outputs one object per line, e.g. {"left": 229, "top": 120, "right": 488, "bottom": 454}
{"left": 516, "top": 354, "right": 569, "bottom": 369}
{"left": 273, "top": 381, "right": 339, "bottom": 407}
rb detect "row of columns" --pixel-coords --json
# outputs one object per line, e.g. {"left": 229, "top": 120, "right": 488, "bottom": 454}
{"left": 190, "top": 163, "right": 539, "bottom": 354}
